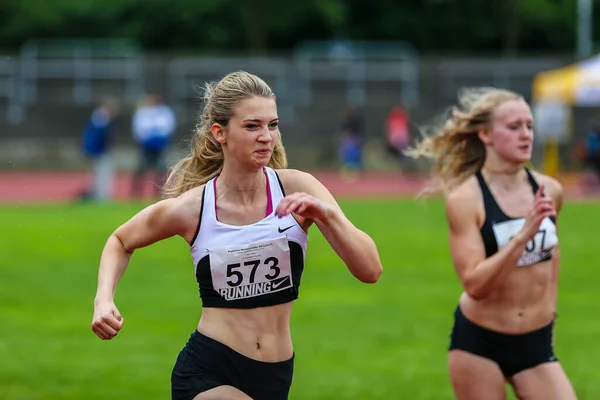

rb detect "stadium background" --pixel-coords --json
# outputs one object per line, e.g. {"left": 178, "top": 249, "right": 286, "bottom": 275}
{"left": 1, "top": 1, "right": 599, "bottom": 399}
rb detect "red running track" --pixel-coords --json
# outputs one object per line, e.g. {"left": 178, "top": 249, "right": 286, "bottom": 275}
{"left": 0, "top": 171, "right": 428, "bottom": 203}
{"left": 0, "top": 171, "right": 596, "bottom": 203}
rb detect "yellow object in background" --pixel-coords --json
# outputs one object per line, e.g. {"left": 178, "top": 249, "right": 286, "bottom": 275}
{"left": 542, "top": 139, "right": 560, "bottom": 177}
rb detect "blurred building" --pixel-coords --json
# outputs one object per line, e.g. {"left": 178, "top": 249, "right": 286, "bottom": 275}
{"left": 0, "top": 39, "right": 593, "bottom": 174}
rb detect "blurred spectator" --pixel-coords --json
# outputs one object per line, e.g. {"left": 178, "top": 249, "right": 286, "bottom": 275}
{"left": 131, "top": 94, "right": 176, "bottom": 199}
{"left": 79, "top": 96, "right": 119, "bottom": 202}
{"left": 583, "top": 118, "right": 600, "bottom": 192}
{"left": 385, "top": 104, "right": 411, "bottom": 160}
{"left": 338, "top": 106, "right": 365, "bottom": 181}
{"left": 572, "top": 118, "right": 600, "bottom": 194}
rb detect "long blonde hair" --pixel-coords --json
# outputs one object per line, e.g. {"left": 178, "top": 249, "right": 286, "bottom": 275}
{"left": 164, "top": 71, "right": 288, "bottom": 198}
{"left": 406, "top": 87, "right": 524, "bottom": 196}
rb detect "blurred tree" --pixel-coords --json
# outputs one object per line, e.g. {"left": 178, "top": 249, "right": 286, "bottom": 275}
{"left": 500, "top": 0, "right": 521, "bottom": 56}
{"left": 0, "top": 0, "right": 590, "bottom": 55}
{"left": 519, "top": 0, "right": 577, "bottom": 51}
{"left": 233, "top": 0, "right": 346, "bottom": 54}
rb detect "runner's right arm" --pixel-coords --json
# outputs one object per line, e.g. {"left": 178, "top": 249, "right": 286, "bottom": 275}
{"left": 92, "top": 192, "right": 200, "bottom": 340}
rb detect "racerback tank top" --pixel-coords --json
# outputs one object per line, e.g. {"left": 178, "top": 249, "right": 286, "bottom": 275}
{"left": 190, "top": 167, "right": 309, "bottom": 308}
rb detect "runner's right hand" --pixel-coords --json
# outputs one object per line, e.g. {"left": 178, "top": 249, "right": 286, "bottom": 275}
{"left": 515, "top": 185, "right": 555, "bottom": 243}
{"left": 91, "top": 301, "right": 124, "bottom": 340}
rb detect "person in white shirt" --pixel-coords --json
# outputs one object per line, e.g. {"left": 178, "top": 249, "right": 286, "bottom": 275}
{"left": 131, "top": 93, "right": 176, "bottom": 198}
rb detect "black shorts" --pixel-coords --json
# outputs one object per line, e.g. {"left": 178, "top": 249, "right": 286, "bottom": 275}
{"left": 449, "top": 306, "right": 558, "bottom": 378}
{"left": 171, "top": 330, "right": 294, "bottom": 400}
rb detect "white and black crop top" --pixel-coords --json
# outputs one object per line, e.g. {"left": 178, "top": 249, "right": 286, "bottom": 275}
{"left": 190, "top": 167, "right": 309, "bottom": 308}
{"left": 476, "top": 168, "right": 558, "bottom": 267}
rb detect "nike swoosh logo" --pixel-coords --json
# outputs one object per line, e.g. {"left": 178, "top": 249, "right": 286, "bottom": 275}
{"left": 278, "top": 225, "right": 294, "bottom": 233}
{"left": 271, "top": 277, "right": 291, "bottom": 290}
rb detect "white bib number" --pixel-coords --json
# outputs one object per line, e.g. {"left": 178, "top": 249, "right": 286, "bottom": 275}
{"left": 208, "top": 237, "right": 293, "bottom": 301}
{"left": 492, "top": 217, "right": 558, "bottom": 267}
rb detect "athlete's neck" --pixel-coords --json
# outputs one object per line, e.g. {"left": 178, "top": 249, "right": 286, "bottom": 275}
{"left": 481, "top": 164, "right": 527, "bottom": 191}
{"left": 217, "top": 166, "right": 267, "bottom": 205}
{"left": 480, "top": 149, "right": 530, "bottom": 189}
{"left": 481, "top": 152, "right": 525, "bottom": 174}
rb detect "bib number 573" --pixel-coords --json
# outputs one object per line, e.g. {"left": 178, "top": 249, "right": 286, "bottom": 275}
{"left": 226, "top": 257, "right": 280, "bottom": 287}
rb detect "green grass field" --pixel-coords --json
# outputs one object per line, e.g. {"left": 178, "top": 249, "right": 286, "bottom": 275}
{"left": 1, "top": 199, "right": 598, "bottom": 400}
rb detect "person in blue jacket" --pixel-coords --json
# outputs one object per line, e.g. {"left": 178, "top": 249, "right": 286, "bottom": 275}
{"left": 81, "top": 97, "right": 119, "bottom": 201}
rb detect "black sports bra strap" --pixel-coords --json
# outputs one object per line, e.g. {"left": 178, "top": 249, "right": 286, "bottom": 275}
{"left": 475, "top": 170, "right": 494, "bottom": 200}
{"left": 524, "top": 167, "right": 540, "bottom": 194}
{"left": 475, "top": 169, "right": 507, "bottom": 220}
{"left": 189, "top": 186, "right": 207, "bottom": 247}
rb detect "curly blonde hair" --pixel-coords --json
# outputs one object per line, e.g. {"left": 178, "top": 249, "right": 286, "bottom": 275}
{"left": 163, "top": 71, "right": 288, "bottom": 198}
{"left": 406, "top": 87, "right": 524, "bottom": 196}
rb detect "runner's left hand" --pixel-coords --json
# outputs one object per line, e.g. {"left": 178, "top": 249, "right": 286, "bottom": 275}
{"left": 275, "top": 192, "right": 333, "bottom": 223}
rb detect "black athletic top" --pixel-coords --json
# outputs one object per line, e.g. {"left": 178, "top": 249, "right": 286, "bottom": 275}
{"left": 476, "top": 168, "right": 558, "bottom": 267}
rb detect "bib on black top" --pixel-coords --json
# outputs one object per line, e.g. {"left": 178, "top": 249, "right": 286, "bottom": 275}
{"left": 476, "top": 168, "right": 558, "bottom": 267}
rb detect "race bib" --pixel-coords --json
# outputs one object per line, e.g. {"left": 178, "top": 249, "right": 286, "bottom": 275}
{"left": 492, "top": 217, "right": 558, "bottom": 267}
{"left": 208, "top": 237, "right": 293, "bottom": 301}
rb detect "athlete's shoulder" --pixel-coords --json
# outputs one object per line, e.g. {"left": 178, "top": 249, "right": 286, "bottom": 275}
{"left": 446, "top": 174, "right": 481, "bottom": 205}
{"left": 273, "top": 169, "right": 317, "bottom": 192}
{"left": 529, "top": 169, "right": 564, "bottom": 211}
{"left": 273, "top": 168, "right": 313, "bottom": 180}
{"left": 160, "top": 184, "right": 206, "bottom": 222}
{"left": 445, "top": 175, "right": 483, "bottom": 225}
{"left": 529, "top": 169, "right": 563, "bottom": 194}
{"left": 177, "top": 183, "right": 207, "bottom": 202}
